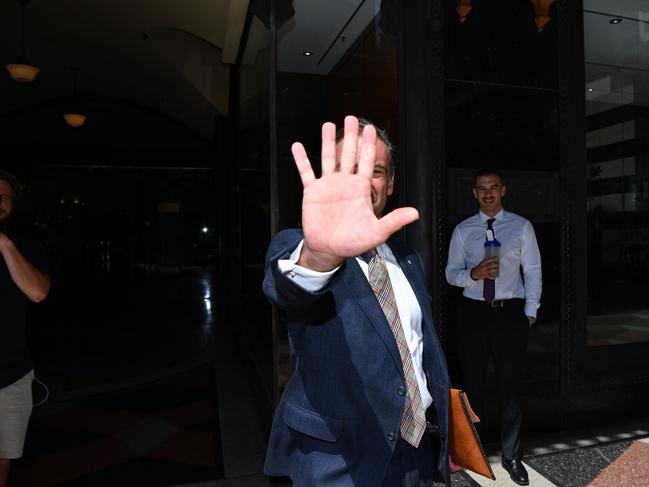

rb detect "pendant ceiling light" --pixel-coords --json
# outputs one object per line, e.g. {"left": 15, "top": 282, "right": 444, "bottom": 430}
{"left": 63, "top": 66, "right": 87, "bottom": 128}
{"left": 456, "top": 0, "right": 473, "bottom": 23}
{"left": 530, "top": 0, "right": 556, "bottom": 32}
{"left": 5, "top": 0, "right": 40, "bottom": 83}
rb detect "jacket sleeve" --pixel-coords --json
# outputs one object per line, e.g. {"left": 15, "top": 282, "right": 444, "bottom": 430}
{"left": 262, "top": 229, "right": 339, "bottom": 315}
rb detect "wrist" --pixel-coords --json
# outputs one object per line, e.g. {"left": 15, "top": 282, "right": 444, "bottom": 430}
{"left": 298, "top": 243, "right": 344, "bottom": 272}
{"left": 0, "top": 232, "right": 11, "bottom": 253}
{"left": 469, "top": 267, "right": 478, "bottom": 281}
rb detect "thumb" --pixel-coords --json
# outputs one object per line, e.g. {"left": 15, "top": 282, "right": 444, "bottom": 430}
{"left": 377, "top": 207, "right": 420, "bottom": 240}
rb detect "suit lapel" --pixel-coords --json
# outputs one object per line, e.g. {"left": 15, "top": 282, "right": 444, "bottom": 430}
{"left": 341, "top": 257, "right": 404, "bottom": 377}
{"left": 387, "top": 239, "right": 437, "bottom": 375}
{"left": 390, "top": 242, "right": 431, "bottom": 331}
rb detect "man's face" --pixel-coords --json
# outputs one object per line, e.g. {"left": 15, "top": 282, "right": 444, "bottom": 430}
{"left": 336, "top": 137, "right": 394, "bottom": 217}
{"left": 0, "top": 180, "right": 14, "bottom": 226}
{"left": 473, "top": 174, "right": 505, "bottom": 216}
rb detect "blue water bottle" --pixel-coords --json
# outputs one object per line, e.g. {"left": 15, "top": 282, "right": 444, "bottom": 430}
{"left": 484, "top": 232, "right": 501, "bottom": 278}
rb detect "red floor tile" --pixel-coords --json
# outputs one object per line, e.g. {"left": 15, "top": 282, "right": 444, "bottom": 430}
{"left": 38, "top": 406, "right": 148, "bottom": 435}
{"left": 589, "top": 441, "right": 649, "bottom": 487}
{"left": 158, "top": 400, "right": 213, "bottom": 428}
{"left": 146, "top": 430, "right": 215, "bottom": 466}
{"left": 12, "top": 437, "right": 138, "bottom": 487}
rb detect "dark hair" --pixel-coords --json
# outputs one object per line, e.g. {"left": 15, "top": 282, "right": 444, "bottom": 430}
{"left": 474, "top": 168, "right": 504, "bottom": 186}
{"left": 335, "top": 118, "right": 396, "bottom": 176}
{"left": 0, "top": 170, "right": 21, "bottom": 202}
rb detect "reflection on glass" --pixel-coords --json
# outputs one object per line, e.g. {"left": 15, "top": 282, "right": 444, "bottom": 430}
{"left": 585, "top": 0, "right": 649, "bottom": 346}
{"left": 444, "top": 0, "right": 559, "bottom": 386}
{"left": 239, "top": 12, "right": 273, "bottom": 399}
{"left": 274, "top": 1, "right": 399, "bottom": 397}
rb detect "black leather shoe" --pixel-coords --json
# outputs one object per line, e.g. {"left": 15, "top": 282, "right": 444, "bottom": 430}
{"left": 502, "top": 457, "right": 529, "bottom": 486}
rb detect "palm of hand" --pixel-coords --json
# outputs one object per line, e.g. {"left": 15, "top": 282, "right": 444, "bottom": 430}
{"left": 291, "top": 116, "right": 419, "bottom": 270}
{"left": 301, "top": 172, "right": 381, "bottom": 258}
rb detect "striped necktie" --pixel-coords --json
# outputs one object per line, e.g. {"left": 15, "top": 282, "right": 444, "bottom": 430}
{"left": 365, "top": 248, "right": 427, "bottom": 447}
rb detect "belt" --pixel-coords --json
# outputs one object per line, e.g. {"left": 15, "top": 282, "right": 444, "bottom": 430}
{"left": 487, "top": 299, "right": 507, "bottom": 308}
{"left": 465, "top": 297, "right": 522, "bottom": 308}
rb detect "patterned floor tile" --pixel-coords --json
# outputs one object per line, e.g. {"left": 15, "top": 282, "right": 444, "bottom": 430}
{"left": 588, "top": 441, "right": 649, "bottom": 487}
{"left": 159, "top": 400, "right": 215, "bottom": 429}
{"left": 524, "top": 440, "right": 631, "bottom": 487}
{"left": 20, "top": 427, "right": 109, "bottom": 458}
{"left": 12, "top": 437, "right": 138, "bottom": 487}
{"left": 37, "top": 405, "right": 147, "bottom": 435}
{"left": 12, "top": 365, "right": 220, "bottom": 487}
{"left": 147, "top": 430, "right": 217, "bottom": 466}
{"left": 80, "top": 385, "right": 210, "bottom": 412}
{"left": 117, "top": 415, "right": 179, "bottom": 455}
{"left": 55, "top": 457, "right": 218, "bottom": 487}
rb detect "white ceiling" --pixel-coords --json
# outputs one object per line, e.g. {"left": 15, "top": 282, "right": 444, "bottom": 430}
{"left": 277, "top": 0, "right": 377, "bottom": 74}
{"left": 584, "top": 0, "right": 649, "bottom": 113}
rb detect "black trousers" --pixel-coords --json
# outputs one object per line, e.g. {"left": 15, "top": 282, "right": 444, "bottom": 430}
{"left": 457, "top": 297, "right": 529, "bottom": 460}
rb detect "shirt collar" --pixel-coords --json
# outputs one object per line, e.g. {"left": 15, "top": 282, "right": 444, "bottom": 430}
{"left": 356, "top": 243, "right": 395, "bottom": 264}
{"left": 479, "top": 209, "right": 504, "bottom": 222}
{"left": 376, "top": 242, "right": 397, "bottom": 262}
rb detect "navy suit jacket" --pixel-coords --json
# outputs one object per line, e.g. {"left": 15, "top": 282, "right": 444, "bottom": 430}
{"left": 263, "top": 229, "right": 451, "bottom": 486}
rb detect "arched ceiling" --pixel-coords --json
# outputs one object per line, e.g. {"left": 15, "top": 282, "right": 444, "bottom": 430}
{"left": 0, "top": 0, "right": 377, "bottom": 142}
{"left": 0, "top": 0, "right": 248, "bottom": 140}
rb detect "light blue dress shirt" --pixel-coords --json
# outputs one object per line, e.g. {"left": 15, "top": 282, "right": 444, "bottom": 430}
{"left": 445, "top": 209, "right": 542, "bottom": 318}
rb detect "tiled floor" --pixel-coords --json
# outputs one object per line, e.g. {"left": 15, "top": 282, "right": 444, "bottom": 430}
{"left": 13, "top": 362, "right": 649, "bottom": 487}
{"left": 459, "top": 425, "right": 649, "bottom": 487}
{"left": 12, "top": 365, "right": 221, "bottom": 487}
{"left": 12, "top": 268, "right": 649, "bottom": 487}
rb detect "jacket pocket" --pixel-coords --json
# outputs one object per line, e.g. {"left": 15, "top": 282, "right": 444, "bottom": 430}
{"left": 282, "top": 400, "right": 343, "bottom": 443}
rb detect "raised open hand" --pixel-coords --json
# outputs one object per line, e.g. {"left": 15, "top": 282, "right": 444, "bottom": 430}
{"left": 293, "top": 115, "right": 419, "bottom": 271}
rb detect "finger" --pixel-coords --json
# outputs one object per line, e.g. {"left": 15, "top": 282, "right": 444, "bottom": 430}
{"left": 356, "top": 124, "right": 377, "bottom": 180}
{"left": 321, "top": 122, "right": 336, "bottom": 176}
{"left": 376, "top": 207, "right": 420, "bottom": 240}
{"left": 291, "top": 142, "right": 316, "bottom": 187}
{"left": 339, "top": 115, "right": 359, "bottom": 173}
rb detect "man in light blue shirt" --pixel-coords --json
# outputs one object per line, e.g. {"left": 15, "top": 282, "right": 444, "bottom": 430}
{"left": 445, "top": 169, "right": 542, "bottom": 486}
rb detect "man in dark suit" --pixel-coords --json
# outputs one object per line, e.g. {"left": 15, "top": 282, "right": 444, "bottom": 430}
{"left": 263, "top": 116, "right": 451, "bottom": 486}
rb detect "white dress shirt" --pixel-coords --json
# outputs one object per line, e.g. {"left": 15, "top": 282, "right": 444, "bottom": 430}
{"left": 278, "top": 240, "right": 433, "bottom": 410}
{"left": 445, "top": 209, "right": 542, "bottom": 318}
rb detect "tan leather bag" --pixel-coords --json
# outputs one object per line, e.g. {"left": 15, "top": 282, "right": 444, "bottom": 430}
{"left": 448, "top": 388, "right": 495, "bottom": 480}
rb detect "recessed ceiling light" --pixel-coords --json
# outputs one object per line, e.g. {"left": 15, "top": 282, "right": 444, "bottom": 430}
{"left": 302, "top": 51, "right": 313, "bottom": 57}
{"left": 610, "top": 18, "right": 623, "bottom": 24}
{"left": 587, "top": 88, "right": 593, "bottom": 92}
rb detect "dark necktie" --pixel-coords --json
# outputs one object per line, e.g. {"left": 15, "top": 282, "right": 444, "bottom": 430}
{"left": 483, "top": 218, "right": 496, "bottom": 302}
{"left": 365, "top": 248, "right": 427, "bottom": 447}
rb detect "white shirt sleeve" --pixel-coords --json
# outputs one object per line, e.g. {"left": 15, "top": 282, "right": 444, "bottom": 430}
{"left": 277, "top": 239, "right": 340, "bottom": 292}
{"left": 521, "top": 221, "right": 542, "bottom": 318}
{"left": 445, "top": 227, "right": 479, "bottom": 289}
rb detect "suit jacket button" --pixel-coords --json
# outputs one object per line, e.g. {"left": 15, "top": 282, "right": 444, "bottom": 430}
{"left": 387, "top": 432, "right": 396, "bottom": 441}
{"left": 397, "top": 386, "right": 406, "bottom": 396}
